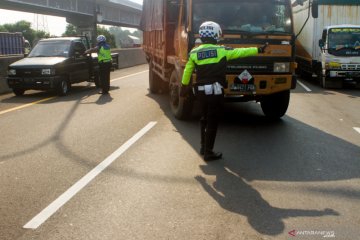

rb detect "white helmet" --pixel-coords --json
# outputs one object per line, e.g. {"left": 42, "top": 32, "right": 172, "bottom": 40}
{"left": 96, "top": 35, "right": 106, "bottom": 43}
{"left": 199, "top": 21, "right": 222, "bottom": 41}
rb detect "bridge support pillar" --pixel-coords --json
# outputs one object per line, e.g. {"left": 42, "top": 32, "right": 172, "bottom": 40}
{"left": 66, "top": 15, "right": 97, "bottom": 47}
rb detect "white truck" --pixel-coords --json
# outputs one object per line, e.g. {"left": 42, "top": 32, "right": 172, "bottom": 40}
{"left": 293, "top": 0, "right": 360, "bottom": 88}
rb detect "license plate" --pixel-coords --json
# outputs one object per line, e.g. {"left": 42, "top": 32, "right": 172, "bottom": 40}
{"left": 230, "top": 83, "right": 256, "bottom": 92}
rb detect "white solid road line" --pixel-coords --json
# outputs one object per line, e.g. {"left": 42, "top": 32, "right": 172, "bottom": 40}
{"left": 111, "top": 70, "right": 149, "bottom": 82}
{"left": 297, "top": 80, "right": 312, "bottom": 92}
{"left": 23, "top": 121, "right": 157, "bottom": 229}
{"left": 354, "top": 127, "right": 360, "bottom": 134}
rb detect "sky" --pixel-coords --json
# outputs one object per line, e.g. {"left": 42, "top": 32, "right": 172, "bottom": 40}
{"left": 0, "top": 0, "right": 143, "bottom": 36}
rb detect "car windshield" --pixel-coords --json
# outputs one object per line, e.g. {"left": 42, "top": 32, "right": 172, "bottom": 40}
{"left": 28, "top": 40, "right": 71, "bottom": 57}
{"left": 193, "top": 0, "right": 292, "bottom": 34}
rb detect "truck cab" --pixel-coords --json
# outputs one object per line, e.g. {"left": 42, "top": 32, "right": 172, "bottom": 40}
{"left": 318, "top": 25, "right": 360, "bottom": 87}
{"left": 142, "top": 0, "right": 299, "bottom": 119}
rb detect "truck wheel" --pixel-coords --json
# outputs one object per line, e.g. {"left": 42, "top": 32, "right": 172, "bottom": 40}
{"left": 149, "top": 62, "right": 163, "bottom": 94}
{"left": 13, "top": 88, "right": 25, "bottom": 96}
{"left": 58, "top": 79, "right": 70, "bottom": 96}
{"left": 318, "top": 75, "right": 342, "bottom": 89}
{"left": 169, "top": 71, "right": 193, "bottom": 120}
{"left": 261, "top": 90, "right": 290, "bottom": 119}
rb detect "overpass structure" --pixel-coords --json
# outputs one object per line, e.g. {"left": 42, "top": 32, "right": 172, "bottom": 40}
{"left": 1, "top": 0, "right": 142, "bottom": 41}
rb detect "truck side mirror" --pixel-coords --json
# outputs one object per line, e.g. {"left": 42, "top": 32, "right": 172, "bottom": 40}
{"left": 318, "top": 39, "right": 324, "bottom": 49}
{"left": 312, "top": 0, "right": 319, "bottom": 18}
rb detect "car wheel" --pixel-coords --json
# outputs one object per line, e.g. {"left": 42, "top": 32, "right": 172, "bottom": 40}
{"left": 13, "top": 88, "right": 25, "bottom": 96}
{"left": 58, "top": 79, "right": 70, "bottom": 96}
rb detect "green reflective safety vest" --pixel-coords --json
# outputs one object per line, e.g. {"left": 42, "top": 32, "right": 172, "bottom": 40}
{"left": 98, "top": 45, "right": 112, "bottom": 63}
{"left": 181, "top": 44, "right": 258, "bottom": 86}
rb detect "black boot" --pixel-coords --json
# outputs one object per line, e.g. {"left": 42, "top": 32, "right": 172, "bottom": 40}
{"left": 204, "top": 150, "right": 222, "bottom": 161}
{"left": 200, "top": 119, "right": 206, "bottom": 155}
{"left": 204, "top": 128, "right": 222, "bottom": 161}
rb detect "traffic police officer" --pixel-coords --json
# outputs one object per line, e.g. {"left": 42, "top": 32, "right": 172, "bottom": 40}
{"left": 181, "top": 21, "right": 268, "bottom": 161}
{"left": 85, "top": 35, "right": 112, "bottom": 94}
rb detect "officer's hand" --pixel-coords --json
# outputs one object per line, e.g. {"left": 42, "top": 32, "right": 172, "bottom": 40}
{"left": 258, "top": 42, "right": 269, "bottom": 53}
{"left": 179, "top": 84, "right": 191, "bottom": 97}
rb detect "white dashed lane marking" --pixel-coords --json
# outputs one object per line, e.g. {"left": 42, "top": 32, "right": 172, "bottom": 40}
{"left": 354, "top": 127, "right": 360, "bottom": 134}
{"left": 297, "top": 80, "right": 312, "bottom": 92}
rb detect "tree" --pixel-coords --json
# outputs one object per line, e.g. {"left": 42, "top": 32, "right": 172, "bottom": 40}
{"left": 97, "top": 26, "right": 116, "bottom": 48}
{"left": 109, "top": 26, "right": 142, "bottom": 48}
{"left": 0, "top": 20, "right": 50, "bottom": 46}
{"left": 63, "top": 24, "right": 77, "bottom": 37}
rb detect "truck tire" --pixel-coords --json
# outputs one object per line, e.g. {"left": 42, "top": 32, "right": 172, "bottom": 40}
{"left": 319, "top": 75, "right": 342, "bottom": 89}
{"left": 13, "top": 88, "right": 25, "bottom": 96}
{"left": 149, "top": 62, "right": 163, "bottom": 94}
{"left": 169, "top": 70, "right": 193, "bottom": 120}
{"left": 260, "top": 90, "right": 290, "bottom": 119}
{"left": 58, "top": 79, "right": 70, "bottom": 96}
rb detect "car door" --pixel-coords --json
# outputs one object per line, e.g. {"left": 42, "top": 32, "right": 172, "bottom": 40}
{"left": 69, "top": 41, "right": 90, "bottom": 83}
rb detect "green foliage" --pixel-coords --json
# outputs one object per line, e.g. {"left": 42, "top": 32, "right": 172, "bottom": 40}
{"left": 0, "top": 20, "right": 50, "bottom": 46}
{"left": 109, "top": 26, "right": 142, "bottom": 48}
{"left": 63, "top": 24, "right": 77, "bottom": 37}
{"left": 0, "top": 21, "right": 121, "bottom": 49}
{"left": 97, "top": 26, "right": 116, "bottom": 48}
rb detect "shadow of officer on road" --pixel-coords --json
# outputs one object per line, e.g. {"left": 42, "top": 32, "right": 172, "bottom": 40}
{"left": 195, "top": 163, "right": 339, "bottom": 236}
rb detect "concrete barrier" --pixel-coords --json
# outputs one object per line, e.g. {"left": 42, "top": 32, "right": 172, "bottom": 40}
{"left": 112, "top": 48, "right": 147, "bottom": 69}
{"left": 0, "top": 48, "right": 147, "bottom": 94}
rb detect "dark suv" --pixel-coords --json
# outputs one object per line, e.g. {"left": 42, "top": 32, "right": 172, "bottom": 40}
{"left": 7, "top": 37, "right": 96, "bottom": 96}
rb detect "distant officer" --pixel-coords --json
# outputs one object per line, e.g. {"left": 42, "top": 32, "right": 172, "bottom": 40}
{"left": 85, "top": 35, "right": 112, "bottom": 94}
{"left": 181, "top": 21, "right": 268, "bottom": 161}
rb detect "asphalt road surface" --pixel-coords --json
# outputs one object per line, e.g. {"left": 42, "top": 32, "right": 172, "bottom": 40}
{"left": 0, "top": 64, "right": 359, "bottom": 240}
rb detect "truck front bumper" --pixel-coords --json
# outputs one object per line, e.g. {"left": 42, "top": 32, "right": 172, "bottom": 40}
{"left": 329, "top": 70, "right": 360, "bottom": 79}
{"left": 7, "top": 76, "right": 64, "bottom": 90}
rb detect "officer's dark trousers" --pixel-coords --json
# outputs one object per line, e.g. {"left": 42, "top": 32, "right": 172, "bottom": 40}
{"left": 197, "top": 92, "right": 224, "bottom": 153}
{"left": 99, "top": 62, "right": 111, "bottom": 93}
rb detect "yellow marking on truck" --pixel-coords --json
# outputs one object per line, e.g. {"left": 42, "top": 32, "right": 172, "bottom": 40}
{"left": 0, "top": 97, "right": 56, "bottom": 116}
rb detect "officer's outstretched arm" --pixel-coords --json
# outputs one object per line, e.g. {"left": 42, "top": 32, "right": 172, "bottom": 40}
{"left": 226, "top": 47, "right": 258, "bottom": 61}
{"left": 181, "top": 58, "right": 195, "bottom": 86}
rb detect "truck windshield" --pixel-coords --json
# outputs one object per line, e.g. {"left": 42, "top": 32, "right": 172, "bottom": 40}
{"left": 328, "top": 28, "right": 360, "bottom": 56}
{"left": 28, "top": 40, "right": 71, "bottom": 57}
{"left": 193, "top": 0, "right": 292, "bottom": 34}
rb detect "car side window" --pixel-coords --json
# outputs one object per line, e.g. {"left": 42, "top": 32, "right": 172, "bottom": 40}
{"left": 73, "top": 41, "right": 86, "bottom": 56}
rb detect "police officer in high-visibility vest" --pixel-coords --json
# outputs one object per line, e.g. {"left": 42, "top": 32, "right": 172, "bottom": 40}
{"left": 85, "top": 35, "right": 112, "bottom": 94}
{"left": 180, "top": 21, "right": 268, "bottom": 161}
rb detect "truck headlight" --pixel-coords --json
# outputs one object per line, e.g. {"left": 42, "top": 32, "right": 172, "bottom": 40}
{"left": 42, "top": 69, "right": 55, "bottom": 75}
{"left": 274, "top": 63, "right": 290, "bottom": 73}
{"left": 8, "top": 69, "right": 16, "bottom": 76}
